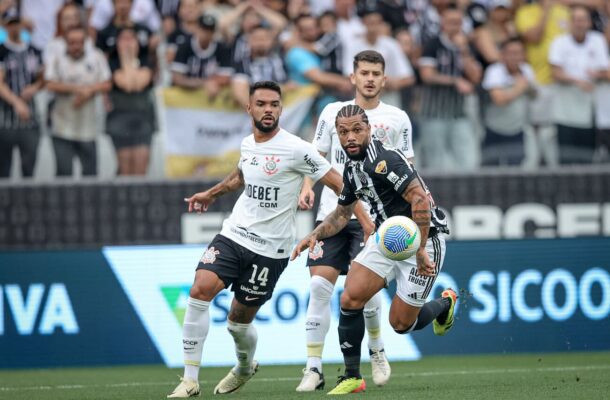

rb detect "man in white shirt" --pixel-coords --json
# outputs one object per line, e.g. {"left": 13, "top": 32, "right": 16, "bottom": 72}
{"left": 88, "top": 0, "right": 161, "bottom": 33}
{"left": 168, "top": 81, "right": 371, "bottom": 398}
{"left": 295, "top": 50, "right": 414, "bottom": 392}
{"left": 549, "top": 5, "right": 610, "bottom": 164}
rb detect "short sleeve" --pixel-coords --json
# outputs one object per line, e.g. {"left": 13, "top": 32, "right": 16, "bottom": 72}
{"left": 171, "top": 41, "right": 190, "bottom": 74}
{"left": 419, "top": 39, "right": 438, "bottom": 67}
{"left": 292, "top": 140, "right": 332, "bottom": 182}
{"left": 482, "top": 63, "right": 506, "bottom": 90}
{"left": 338, "top": 167, "right": 357, "bottom": 206}
{"left": 386, "top": 40, "right": 413, "bottom": 78}
{"left": 548, "top": 36, "right": 564, "bottom": 66}
{"left": 380, "top": 149, "right": 417, "bottom": 194}
{"left": 396, "top": 112, "right": 414, "bottom": 158}
{"left": 44, "top": 54, "right": 59, "bottom": 81}
{"left": 286, "top": 48, "right": 320, "bottom": 76}
{"left": 312, "top": 104, "right": 336, "bottom": 154}
{"left": 96, "top": 51, "right": 112, "bottom": 81}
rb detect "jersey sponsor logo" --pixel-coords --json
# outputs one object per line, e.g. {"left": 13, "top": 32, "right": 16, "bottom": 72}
{"left": 250, "top": 156, "right": 259, "bottom": 166}
{"left": 388, "top": 172, "right": 399, "bottom": 184}
{"left": 245, "top": 184, "right": 280, "bottom": 208}
{"left": 375, "top": 160, "right": 388, "bottom": 174}
{"left": 200, "top": 246, "right": 220, "bottom": 264}
{"left": 315, "top": 120, "right": 326, "bottom": 140}
{"left": 394, "top": 175, "right": 409, "bottom": 191}
{"left": 239, "top": 285, "right": 268, "bottom": 296}
{"left": 231, "top": 226, "right": 267, "bottom": 245}
{"left": 263, "top": 156, "right": 280, "bottom": 175}
{"left": 334, "top": 148, "right": 348, "bottom": 164}
{"left": 308, "top": 241, "right": 324, "bottom": 260}
{"left": 402, "top": 128, "right": 410, "bottom": 151}
{"left": 303, "top": 154, "right": 320, "bottom": 174}
{"left": 244, "top": 296, "right": 260, "bottom": 301}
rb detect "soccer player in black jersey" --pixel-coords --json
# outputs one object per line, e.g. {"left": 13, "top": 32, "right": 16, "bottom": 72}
{"left": 292, "top": 104, "right": 458, "bottom": 394}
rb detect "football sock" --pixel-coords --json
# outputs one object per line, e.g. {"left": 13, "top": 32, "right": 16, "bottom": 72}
{"left": 338, "top": 307, "right": 365, "bottom": 378}
{"left": 364, "top": 291, "right": 384, "bottom": 351}
{"left": 227, "top": 319, "right": 258, "bottom": 375}
{"left": 305, "top": 275, "right": 334, "bottom": 372}
{"left": 183, "top": 297, "right": 210, "bottom": 381}
{"left": 412, "top": 297, "right": 451, "bottom": 331}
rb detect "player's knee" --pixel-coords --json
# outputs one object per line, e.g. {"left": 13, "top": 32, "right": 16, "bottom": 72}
{"left": 340, "top": 289, "right": 367, "bottom": 310}
{"left": 389, "top": 314, "right": 416, "bottom": 333}
{"left": 189, "top": 282, "right": 215, "bottom": 302}
{"left": 310, "top": 275, "right": 334, "bottom": 303}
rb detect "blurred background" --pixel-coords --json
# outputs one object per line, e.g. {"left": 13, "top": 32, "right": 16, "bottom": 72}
{"left": 0, "top": 0, "right": 609, "bottom": 373}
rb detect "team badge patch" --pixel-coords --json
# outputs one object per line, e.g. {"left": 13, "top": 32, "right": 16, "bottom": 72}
{"left": 200, "top": 246, "right": 220, "bottom": 264}
{"left": 373, "top": 124, "right": 391, "bottom": 143}
{"left": 309, "top": 241, "right": 324, "bottom": 260}
{"left": 263, "top": 156, "right": 280, "bottom": 175}
{"left": 375, "top": 160, "right": 387, "bottom": 174}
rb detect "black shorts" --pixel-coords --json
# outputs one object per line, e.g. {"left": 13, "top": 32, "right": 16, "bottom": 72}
{"left": 306, "top": 219, "right": 364, "bottom": 274}
{"left": 197, "top": 234, "right": 289, "bottom": 306}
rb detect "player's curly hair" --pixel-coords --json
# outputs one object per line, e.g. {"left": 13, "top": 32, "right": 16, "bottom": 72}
{"left": 335, "top": 104, "right": 369, "bottom": 127}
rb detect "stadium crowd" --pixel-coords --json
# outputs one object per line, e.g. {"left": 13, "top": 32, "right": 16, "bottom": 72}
{"left": 1, "top": 0, "right": 610, "bottom": 179}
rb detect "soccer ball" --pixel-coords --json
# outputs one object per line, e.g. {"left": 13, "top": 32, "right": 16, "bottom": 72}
{"left": 375, "top": 216, "right": 421, "bottom": 261}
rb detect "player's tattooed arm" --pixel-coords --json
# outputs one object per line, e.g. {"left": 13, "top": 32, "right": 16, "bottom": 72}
{"left": 184, "top": 168, "right": 244, "bottom": 213}
{"left": 402, "top": 178, "right": 436, "bottom": 276}
{"left": 290, "top": 202, "right": 355, "bottom": 260}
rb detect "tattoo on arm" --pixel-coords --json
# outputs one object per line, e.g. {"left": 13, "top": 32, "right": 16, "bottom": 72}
{"left": 402, "top": 179, "right": 431, "bottom": 248}
{"left": 312, "top": 203, "right": 355, "bottom": 240}
{"left": 210, "top": 168, "right": 245, "bottom": 198}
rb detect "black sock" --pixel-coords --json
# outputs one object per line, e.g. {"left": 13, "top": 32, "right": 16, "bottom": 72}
{"left": 412, "top": 297, "right": 451, "bottom": 331}
{"left": 338, "top": 307, "right": 364, "bottom": 378}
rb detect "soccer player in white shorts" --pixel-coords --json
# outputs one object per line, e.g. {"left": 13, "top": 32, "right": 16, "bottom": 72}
{"left": 296, "top": 50, "right": 415, "bottom": 391}
{"left": 293, "top": 104, "right": 457, "bottom": 395}
{"left": 167, "top": 81, "right": 372, "bottom": 398}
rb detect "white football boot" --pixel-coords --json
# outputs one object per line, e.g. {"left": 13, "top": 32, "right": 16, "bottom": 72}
{"left": 295, "top": 367, "right": 325, "bottom": 392}
{"left": 167, "top": 377, "right": 200, "bottom": 398}
{"left": 213, "top": 361, "right": 259, "bottom": 394}
{"left": 370, "top": 349, "right": 391, "bottom": 386}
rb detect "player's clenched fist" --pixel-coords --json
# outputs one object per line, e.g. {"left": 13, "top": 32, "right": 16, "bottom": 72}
{"left": 184, "top": 191, "right": 216, "bottom": 213}
{"left": 291, "top": 234, "right": 318, "bottom": 261}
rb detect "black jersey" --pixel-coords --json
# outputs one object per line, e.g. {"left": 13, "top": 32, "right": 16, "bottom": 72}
{"left": 338, "top": 139, "right": 448, "bottom": 232}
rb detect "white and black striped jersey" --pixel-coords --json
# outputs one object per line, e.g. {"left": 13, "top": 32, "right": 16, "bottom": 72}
{"left": 0, "top": 41, "right": 42, "bottom": 130}
{"left": 338, "top": 139, "right": 448, "bottom": 233}
{"left": 171, "top": 36, "right": 234, "bottom": 79}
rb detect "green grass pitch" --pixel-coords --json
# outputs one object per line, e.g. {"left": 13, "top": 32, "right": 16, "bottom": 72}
{"left": 1, "top": 352, "right": 609, "bottom": 400}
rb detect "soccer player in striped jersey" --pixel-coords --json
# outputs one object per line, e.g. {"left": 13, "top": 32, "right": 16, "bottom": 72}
{"left": 292, "top": 104, "right": 457, "bottom": 395}
{"left": 296, "top": 50, "right": 413, "bottom": 391}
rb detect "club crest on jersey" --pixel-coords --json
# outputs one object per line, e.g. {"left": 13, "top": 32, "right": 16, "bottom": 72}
{"left": 375, "top": 160, "right": 387, "bottom": 174}
{"left": 201, "top": 246, "right": 220, "bottom": 264}
{"left": 263, "top": 156, "right": 280, "bottom": 175}
{"left": 372, "top": 124, "right": 391, "bottom": 143}
{"left": 309, "top": 241, "right": 324, "bottom": 260}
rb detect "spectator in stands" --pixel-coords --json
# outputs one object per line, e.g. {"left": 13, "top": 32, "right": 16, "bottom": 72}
{"left": 594, "top": 1, "right": 610, "bottom": 162}
{"left": 96, "top": 0, "right": 159, "bottom": 65}
{"left": 170, "top": 14, "right": 233, "bottom": 98}
{"left": 515, "top": 0, "right": 569, "bottom": 168}
{"left": 45, "top": 3, "right": 93, "bottom": 66}
{"left": 19, "top": 0, "right": 63, "bottom": 50}
{"left": 0, "top": 14, "right": 43, "bottom": 178}
{"left": 409, "top": 0, "right": 455, "bottom": 56}
{"left": 472, "top": 0, "right": 516, "bottom": 69}
{"left": 334, "top": 0, "right": 364, "bottom": 45}
{"left": 343, "top": 8, "right": 415, "bottom": 102}
{"left": 316, "top": 11, "right": 344, "bottom": 75}
{"left": 46, "top": 26, "right": 112, "bottom": 177}
{"left": 482, "top": 37, "right": 536, "bottom": 166}
{"left": 418, "top": 5, "right": 482, "bottom": 170}
{"left": 106, "top": 27, "right": 155, "bottom": 175}
{"left": 285, "top": 14, "right": 351, "bottom": 94}
{"left": 155, "top": 0, "right": 181, "bottom": 36}
{"left": 89, "top": 0, "right": 161, "bottom": 35}
{"left": 231, "top": 24, "right": 288, "bottom": 109}
{"left": 218, "top": 1, "right": 287, "bottom": 65}
{"left": 0, "top": 1, "right": 30, "bottom": 45}
{"left": 165, "top": 0, "right": 202, "bottom": 64}
{"left": 549, "top": 6, "right": 609, "bottom": 164}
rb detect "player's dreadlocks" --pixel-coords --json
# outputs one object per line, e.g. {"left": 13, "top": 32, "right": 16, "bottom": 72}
{"left": 335, "top": 104, "right": 369, "bottom": 127}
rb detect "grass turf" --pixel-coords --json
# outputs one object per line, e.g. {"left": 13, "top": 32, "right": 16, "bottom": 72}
{"left": 1, "top": 352, "right": 609, "bottom": 400}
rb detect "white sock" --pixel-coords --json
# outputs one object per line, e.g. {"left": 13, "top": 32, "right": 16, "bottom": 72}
{"left": 227, "top": 319, "right": 258, "bottom": 375}
{"left": 305, "top": 275, "right": 334, "bottom": 372}
{"left": 364, "top": 291, "right": 384, "bottom": 352}
{"left": 182, "top": 297, "right": 210, "bottom": 381}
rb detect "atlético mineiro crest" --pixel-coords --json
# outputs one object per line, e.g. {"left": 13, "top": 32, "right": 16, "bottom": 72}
{"left": 201, "top": 246, "right": 220, "bottom": 264}
{"left": 309, "top": 241, "right": 324, "bottom": 260}
{"left": 263, "top": 156, "right": 280, "bottom": 175}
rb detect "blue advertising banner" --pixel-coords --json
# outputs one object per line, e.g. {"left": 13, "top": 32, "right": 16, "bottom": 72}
{"left": 0, "top": 251, "right": 162, "bottom": 368}
{"left": 1, "top": 237, "right": 608, "bottom": 368}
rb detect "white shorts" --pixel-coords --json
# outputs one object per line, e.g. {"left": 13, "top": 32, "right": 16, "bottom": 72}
{"left": 353, "top": 233, "right": 446, "bottom": 307}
